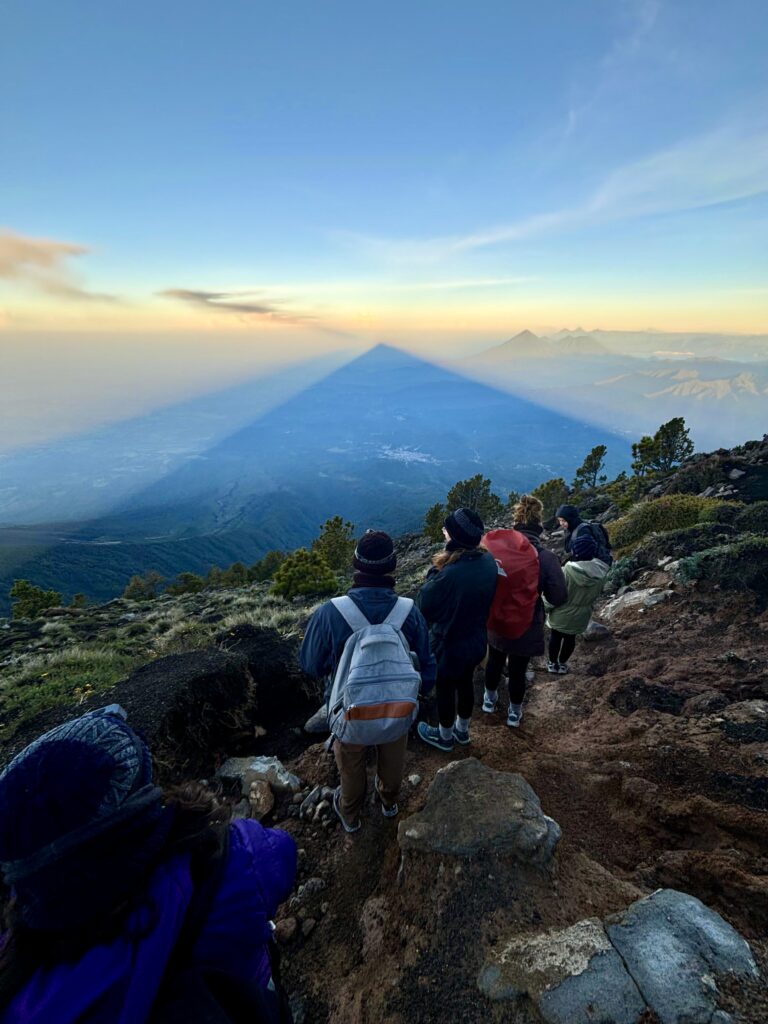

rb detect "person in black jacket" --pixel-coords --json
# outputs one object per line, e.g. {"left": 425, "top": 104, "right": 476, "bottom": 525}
{"left": 416, "top": 507, "right": 498, "bottom": 752}
{"left": 483, "top": 495, "right": 567, "bottom": 727}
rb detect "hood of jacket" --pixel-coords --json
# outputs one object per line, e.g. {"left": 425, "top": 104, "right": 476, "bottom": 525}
{"left": 566, "top": 558, "right": 611, "bottom": 582}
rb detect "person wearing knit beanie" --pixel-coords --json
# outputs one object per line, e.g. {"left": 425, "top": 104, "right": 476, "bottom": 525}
{"left": 416, "top": 507, "right": 499, "bottom": 754}
{"left": 300, "top": 528, "right": 436, "bottom": 833}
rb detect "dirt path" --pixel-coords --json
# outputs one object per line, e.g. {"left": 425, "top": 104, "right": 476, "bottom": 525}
{"left": 272, "top": 592, "right": 768, "bottom": 1022}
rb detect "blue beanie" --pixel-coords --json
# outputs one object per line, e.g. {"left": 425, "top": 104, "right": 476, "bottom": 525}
{"left": 573, "top": 531, "right": 598, "bottom": 560}
{"left": 0, "top": 705, "right": 168, "bottom": 929}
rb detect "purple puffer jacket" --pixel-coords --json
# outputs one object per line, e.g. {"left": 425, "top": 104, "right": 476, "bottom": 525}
{"left": 1, "top": 820, "right": 297, "bottom": 1024}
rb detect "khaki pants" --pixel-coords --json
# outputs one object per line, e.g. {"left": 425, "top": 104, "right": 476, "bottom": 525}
{"left": 334, "top": 733, "right": 409, "bottom": 823}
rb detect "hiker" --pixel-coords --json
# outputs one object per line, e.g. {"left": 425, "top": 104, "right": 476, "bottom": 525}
{"left": 415, "top": 507, "right": 498, "bottom": 752}
{"left": 556, "top": 503, "right": 613, "bottom": 566}
{"left": 0, "top": 704, "right": 297, "bottom": 1024}
{"left": 544, "top": 531, "right": 611, "bottom": 674}
{"left": 482, "top": 495, "right": 567, "bottom": 727}
{"left": 300, "top": 530, "right": 436, "bottom": 834}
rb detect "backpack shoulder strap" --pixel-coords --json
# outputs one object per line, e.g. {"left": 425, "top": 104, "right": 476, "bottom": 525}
{"left": 383, "top": 596, "right": 414, "bottom": 631}
{"left": 331, "top": 596, "right": 370, "bottom": 632}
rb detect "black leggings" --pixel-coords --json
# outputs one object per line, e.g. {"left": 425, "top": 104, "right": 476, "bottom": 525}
{"left": 549, "top": 630, "right": 576, "bottom": 664}
{"left": 485, "top": 646, "right": 530, "bottom": 705}
{"left": 436, "top": 664, "right": 476, "bottom": 728}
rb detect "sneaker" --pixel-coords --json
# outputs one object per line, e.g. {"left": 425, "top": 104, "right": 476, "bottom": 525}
{"left": 373, "top": 775, "right": 399, "bottom": 818}
{"left": 547, "top": 660, "right": 560, "bottom": 674}
{"left": 507, "top": 705, "right": 523, "bottom": 728}
{"left": 332, "top": 786, "right": 361, "bottom": 833}
{"left": 557, "top": 662, "right": 570, "bottom": 675}
{"left": 417, "top": 721, "right": 454, "bottom": 752}
{"left": 453, "top": 724, "right": 471, "bottom": 746}
{"left": 482, "top": 692, "right": 498, "bottom": 714}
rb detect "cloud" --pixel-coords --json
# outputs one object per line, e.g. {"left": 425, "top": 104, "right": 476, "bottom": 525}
{"left": 0, "top": 229, "right": 117, "bottom": 302}
{"left": 340, "top": 119, "right": 768, "bottom": 265}
{"left": 158, "top": 287, "right": 314, "bottom": 327}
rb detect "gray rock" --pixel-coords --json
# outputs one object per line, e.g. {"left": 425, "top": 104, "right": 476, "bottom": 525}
{"left": 303, "top": 703, "right": 330, "bottom": 735}
{"left": 478, "top": 919, "right": 646, "bottom": 1024}
{"left": 217, "top": 755, "right": 301, "bottom": 794}
{"left": 583, "top": 619, "right": 611, "bottom": 642}
{"left": 398, "top": 758, "right": 560, "bottom": 866}
{"left": 728, "top": 468, "right": 746, "bottom": 480}
{"left": 248, "top": 779, "right": 275, "bottom": 819}
{"left": 606, "top": 888, "right": 759, "bottom": 1024}
{"left": 601, "top": 588, "right": 672, "bottom": 622}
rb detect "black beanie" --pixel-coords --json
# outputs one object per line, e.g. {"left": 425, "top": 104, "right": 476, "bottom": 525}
{"left": 353, "top": 530, "right": 397, "bottom": 575}
{"left": 555, "top": 504, "right": 581, "bottom": 527}
{"left": 444, "top": 507, "right": 484, "bottom": 548}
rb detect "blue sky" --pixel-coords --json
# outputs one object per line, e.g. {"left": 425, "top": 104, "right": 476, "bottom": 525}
{"left": 1, "top": 1, "right": 766, "bottom": 371}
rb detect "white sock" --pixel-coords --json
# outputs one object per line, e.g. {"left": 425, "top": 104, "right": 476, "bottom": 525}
{"left": 484, "top": 689, "right": 498, "bottom": 705}
{"left": 509, "top": 703, "right": 522, "bottom": 715}
{"left": 456, "top": 715, "right": 471, "bottom": 733}
{"left": 439, "top": 723, "right": 454, "bottom": 742}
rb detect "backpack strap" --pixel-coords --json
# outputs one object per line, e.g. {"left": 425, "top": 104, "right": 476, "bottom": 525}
{"left": 331, "top": 596, "right": 371, "bottom": 632}
{"left": 383, "top": 597, "right": 414, "bottom": 630}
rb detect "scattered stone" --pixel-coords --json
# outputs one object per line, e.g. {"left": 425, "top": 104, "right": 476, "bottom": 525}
{"left": 583, "top": 620, "right": 611, "bottom": 642}
{"left": 398, "top": 758, "right": 561, "bottom": 867}
{"left": 292, "top": 792, "right": 304, "bottom": 805}
{"left": 729, "top": 468, "right": 747, "bottom": 480}
{"left": 217, "top": 755, "right": 301, "bottom": 795}
{"left": 248, "top": 779, "right": 275, "bottom": 820}
{"left": 408, "top": 774, "right": 422, "bottom": 786}
{"left": 301, "top": 917, "right": 317, "bottom": 937}
{"left": 274, "top": 917, "right": 298, "bottom": 944}
{"left": 299, "top": 785, "right": 336, "bottom": 820}
{"left": 304, "top": 703, "right": 330, "bottom": 735}
{"left": 601, "top": 588, "right": 673, "bottom": 622}
{"left": 290, "top": 877, "right": 327, "bottom": 908}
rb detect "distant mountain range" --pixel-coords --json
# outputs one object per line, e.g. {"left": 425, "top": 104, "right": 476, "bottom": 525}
{"left": 463, "top": 330, "right": 768, "bottom": 449}
{"left": 0, "top": 344, "right": 631, "bottom": 609}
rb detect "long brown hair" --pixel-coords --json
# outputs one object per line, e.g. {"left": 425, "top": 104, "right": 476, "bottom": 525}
{"left": 0, "top": 782, "right": 230, "bottom": 1003}
{"left": 432, "top": 544, "right": 487, "bottom": 572}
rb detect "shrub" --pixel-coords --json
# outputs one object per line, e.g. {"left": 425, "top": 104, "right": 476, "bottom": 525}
{"left": 531, "top": 478, "right": 569, "bottom": 519}
{"left": 608, "top": 495, "right": 729, "bottom": 552}
{"left": 734, "top": 502, "right": 768, "bottom": 536}
{"left": 10, "top": 580, "right": 63, "bottom": 619}
{"left": 633, "top": 523, "right": 738, "bottom": 564}
{"left": 677, "top": 536, "right": 768, "bottom": 597}
{"left": 166, "top": 572, "right": 206, "bottom": 595}
{"left": 249, "top": 550, "right": 287, "bottom": 582}
{"left": 122, "top": 570, "right": 165, "bottom": 601}
{"left": 424, "top": 502, "right": 446, "bottom": 543}
{"left": 445, "top": 474, "right": 505, "bottom": 523}
{"left": 271, "top": 549, "right": 339, "bottom": 601}
{"left": 699, "top": 502, "right": 744, "bottom": 525}
{"left": 603, "top": 556, "right": 641, "bottom": 595}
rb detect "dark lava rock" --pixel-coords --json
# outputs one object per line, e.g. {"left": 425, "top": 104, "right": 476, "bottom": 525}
{"left": 609, "top": 678, "right": 692, "bottom": 717}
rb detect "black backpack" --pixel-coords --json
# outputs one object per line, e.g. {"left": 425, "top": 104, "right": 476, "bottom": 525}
{"left": 151, "top": 832, "right": 294, "bottom": 1024}
{"left": 573, "top": 522, "right": 613, "bottom": 566}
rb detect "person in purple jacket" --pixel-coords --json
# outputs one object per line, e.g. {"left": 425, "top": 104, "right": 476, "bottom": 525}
{"left": 0, "top": 704, "right": 297, "bottom": 1024}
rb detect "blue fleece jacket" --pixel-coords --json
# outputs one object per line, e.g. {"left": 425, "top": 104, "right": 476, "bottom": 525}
{"left": 300, "top": 587, "right": 437, "bottom": 693}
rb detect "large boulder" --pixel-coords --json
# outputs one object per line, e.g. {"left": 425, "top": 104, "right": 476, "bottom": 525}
{"left": 601, "top": 588, "right": 673, "bottom": 622}
{"left": 398, "top": 758, "right": 561, "bottom": 867}
{"left": 605, "top": 888, "right": 759, "bottom": 1024}
{"left": 478, "top": 889, "right": 759, "bottom": 1024}
{"left": 478, "top": 918, "right": 646, "bottom": 1024}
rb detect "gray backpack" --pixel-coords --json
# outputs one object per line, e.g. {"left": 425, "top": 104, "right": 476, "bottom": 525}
{"left": 327, "top": 596, "right": 422, "bottom": 745}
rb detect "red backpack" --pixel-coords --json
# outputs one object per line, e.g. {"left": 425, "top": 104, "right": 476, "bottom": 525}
{"left": 483, "top": 529, "right": 541, "bottom": 640}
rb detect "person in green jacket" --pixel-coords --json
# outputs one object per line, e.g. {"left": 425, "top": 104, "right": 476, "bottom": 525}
{"left": 543, "top": 531, "right": 609, "bottom": 674}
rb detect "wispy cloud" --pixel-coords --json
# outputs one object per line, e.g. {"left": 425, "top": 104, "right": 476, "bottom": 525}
{"left": 158, "top": 287, "right": 309, "bottom": 323}
{"left": 0, "top": 229, "right": 117, "bottom": 302}
{"left": 339, "top": 119, "right": 768, "bottom": 265}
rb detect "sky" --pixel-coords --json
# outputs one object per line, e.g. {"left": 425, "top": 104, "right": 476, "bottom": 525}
{"left": 1, "top": 0, "right": 767, "bottom": 443}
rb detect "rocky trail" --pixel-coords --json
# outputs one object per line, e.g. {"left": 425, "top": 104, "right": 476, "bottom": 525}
{"left": 229, "top": 587, "right": 768, "bottom": 1023}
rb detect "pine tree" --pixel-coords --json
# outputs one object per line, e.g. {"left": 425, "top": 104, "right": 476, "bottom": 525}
{"left": 271, "top": 549, "right": 339, "bottom": 601}
{"left": 573, "top": 445, "right": 608, "bottom": 490}
{"left": 424, "top": 502, "right": 446, "bottom": 542}
{"left": 10, "top": 580, "right": 63, "bottom": 619}
{"left": 445, "top": 474, "right": 504, "bottom": 523}
{"left": 249, "top": 550, "right": 287, "bottom": 582}
{"left": 530, "top": 478, "right": 569, "bottom": 518}
{"left": 312, "top": 516, "right": 356, "bottom": 571}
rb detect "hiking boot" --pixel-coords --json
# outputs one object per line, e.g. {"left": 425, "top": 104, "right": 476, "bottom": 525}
{"left": 453, "top": 724, "right": 471, "bottom": 746}
{"left": 547, "top": 660, "right": 560, "bottom": 674}
{"left": 557, "top": 662, "right": 570, "bottom": 675}
{"left": 482, "top": 691, "right": 499, "bottom": 714}
{"left": 507, "top": 705, "right": 523, "bottom": 728}
{"left": 373, "top": 775, "right": 398, "bottom": 818}
{"left": 417, "top": 722, "right": 454, "bottom": 753}
{"left": 332, "top": 786, "right": 361, "bottom": 833}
